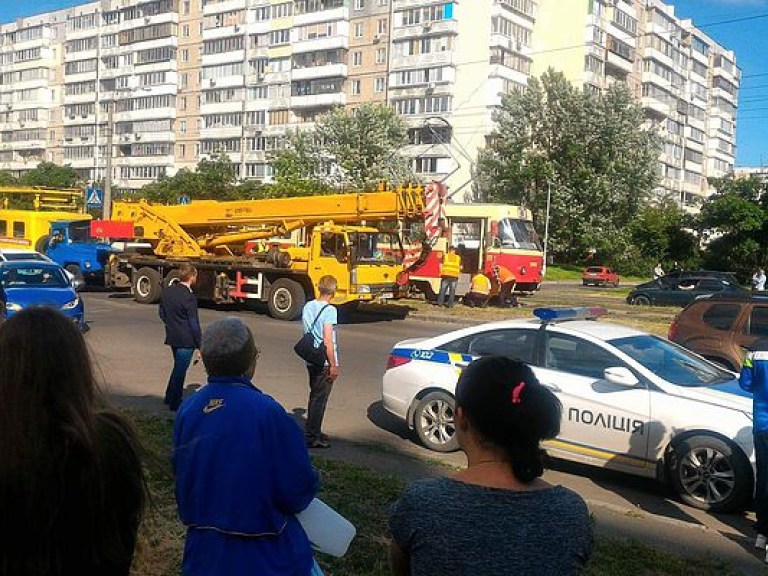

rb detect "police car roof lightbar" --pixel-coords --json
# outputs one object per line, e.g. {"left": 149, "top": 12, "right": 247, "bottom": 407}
{"left": 533, "top": 307, "right": 608, "bottom": 322}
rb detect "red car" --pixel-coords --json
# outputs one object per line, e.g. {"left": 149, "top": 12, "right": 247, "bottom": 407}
{"left": 582, "top": 266, "right": 620, "bottom": 287}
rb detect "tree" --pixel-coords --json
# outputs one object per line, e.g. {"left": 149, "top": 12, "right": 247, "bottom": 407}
{"left": 136, "top": 154, "right": 256, "bottom": 203}
{"left": 477, "top": 70, "right": 660, "bottom": 263}
{"left": 698, "top": 175, "right": 768, "bottom": 281}
{"left": 271, "top": 103, "right": 412, "bottom": 192}
{"left": 21, "top": 162, "right": 81, "bottom": 188}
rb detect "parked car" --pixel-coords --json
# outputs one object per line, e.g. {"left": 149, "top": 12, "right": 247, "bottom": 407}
{"left": 582, "top": 266, "right": 620, "bottom": 287}
{"left": 0, "top": 249, "right": 81, "bottom": 288}
{"left": 670, "top": 293, "right": 768, "bottom": 371}
{"left": 382, "top": 307, "right": 754, "bottom": 512}
{"left": 627, "top": 276, "right": 748, "bottom": 307}
{"left": 0, "top": 261, "right": 85, "bottom": 330}
{"left": 660, "top": 270, "right": 740, "bottom": 286}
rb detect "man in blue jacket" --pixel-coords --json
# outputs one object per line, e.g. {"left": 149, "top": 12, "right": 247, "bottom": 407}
{"left": 159, "top": 263, "right": 202, "bottom": 411}
{"left": 740, "top": 341, "right": 768, "bottom": 558}
{"left": 173, "top": 317, "right": 320, "bottom": 575}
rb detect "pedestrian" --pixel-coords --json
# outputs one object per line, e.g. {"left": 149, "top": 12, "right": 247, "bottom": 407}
{"left": 753, "top": 269, "right": 766, "bottom": 292}
{"left": 492, "top": 263, "right": 519, "bottom": 307}
{"left": 0, "top": 308, "right": 146, "bottom": 574}
{"left": 302, "top": 275, "right": 340, "bottom": 449}
{"left": 463, "top": 269, "right": 491, "bottom": 308}
{"left": 389, "top": 356, "right": 592, "bottom": 575}
{"left": 653, "top": 262, "right": 665, "bottom": 280}
{"left": 159, "top": 263, "right": 202, "bottom": 411}
{"left": 437, "top": 245, "right": 461, "bottom": 308}
{"left": 740, "top": 339, "right": 768, "bottom": 560}
{"left": 672, "top": 261, "right": 681, "bottom": 272}
{"left": 173, "top": 317, "right": 320, "bottom": 575}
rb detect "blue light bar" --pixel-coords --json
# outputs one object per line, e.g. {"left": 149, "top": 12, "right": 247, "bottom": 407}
{"left": 533, "top": 307, "right": 608, "bottom": 321}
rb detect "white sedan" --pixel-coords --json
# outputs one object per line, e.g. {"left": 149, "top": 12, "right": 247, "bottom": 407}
{"left": 382, "top": 307, "right": 755, "bottom": 513}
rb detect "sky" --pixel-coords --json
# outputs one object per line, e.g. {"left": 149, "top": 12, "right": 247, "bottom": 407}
{"left": 1, "top": 0, "right": 767, "bottom": 167}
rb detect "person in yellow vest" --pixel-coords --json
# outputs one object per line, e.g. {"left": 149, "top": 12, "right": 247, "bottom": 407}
{"left": 493, "top": 264, "right": 519, "bottom": 308}
{"left": 437, "top": 245, "right": 462, "bottom": 308}
{"left": 463, "top": 270, "right": 492, "bottom": 308}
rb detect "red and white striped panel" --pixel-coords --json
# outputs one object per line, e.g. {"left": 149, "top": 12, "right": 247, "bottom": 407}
{"left": 423, "top": 181, "right": 447, "bottom": 242}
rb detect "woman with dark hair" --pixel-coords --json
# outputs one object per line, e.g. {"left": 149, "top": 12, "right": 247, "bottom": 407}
{"left": 389, "top": 356, "right": 592, "bottom": 575}
{"left": 0, "top": 307, "right": 147, "bottom": 575}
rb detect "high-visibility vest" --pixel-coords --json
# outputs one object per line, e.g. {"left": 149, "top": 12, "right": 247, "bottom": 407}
{"left": 494, "top": 265, "right": 515, "bottom": 284}
{"left": 441, "top": 252, "right": 461, "bottom": 278}
{"left": 470, "top": 274, "right": 491, "bottom": 295}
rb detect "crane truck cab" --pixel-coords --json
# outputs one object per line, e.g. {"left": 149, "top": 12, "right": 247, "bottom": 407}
{"left": 44, "top": 220, "right": 114, "bottom": 284}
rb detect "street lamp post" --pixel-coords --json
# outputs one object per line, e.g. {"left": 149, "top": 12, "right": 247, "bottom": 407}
{"left": 103, "top": 100, "right": 114, "bottom": 220}
{"left": 542, "top": 181, "right": 551, "bottom": 277}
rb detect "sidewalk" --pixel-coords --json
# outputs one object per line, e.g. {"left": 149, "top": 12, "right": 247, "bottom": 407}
{"left": 321, "top": 439, "right": 767, "bottom": 575}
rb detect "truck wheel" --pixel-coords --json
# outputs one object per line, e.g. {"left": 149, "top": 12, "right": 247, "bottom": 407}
{"left": 133, "top": 267, "right": 162, "bottom": 304}
{"left": 267, "top": 278, "right": 305, "bottom": 320}
{"left": 35, "top": 235, "right": 50, "bottom": 253}
{"left": 163, "top": 269, "right": 182, "bottom": 288}
{"left": 65, "top": 264, "right": 84, "bottom": 283}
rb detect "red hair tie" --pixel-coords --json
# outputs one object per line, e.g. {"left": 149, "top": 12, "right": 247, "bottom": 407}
{"left": 511, "top": 381, "right": 526, "bottom": 405}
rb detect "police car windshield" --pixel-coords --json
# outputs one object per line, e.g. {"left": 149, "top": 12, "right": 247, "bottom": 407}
{"left": 611, "top": 334, "right": 732, "bottom": 387}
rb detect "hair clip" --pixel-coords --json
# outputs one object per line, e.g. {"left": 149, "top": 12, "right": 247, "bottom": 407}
{"left": 511, "top": 381, "right": 526, "bottom": 405}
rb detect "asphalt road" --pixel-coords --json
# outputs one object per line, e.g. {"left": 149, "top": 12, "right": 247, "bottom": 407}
{"left": 82, "top": 291, "right": 765, "bottom": 572}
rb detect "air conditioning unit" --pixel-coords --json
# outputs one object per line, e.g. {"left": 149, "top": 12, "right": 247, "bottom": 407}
{"left": 426, "top": 82, "right": 436, "bottom": 92}
{"left": 234, "top": 25, "right": 240, "bottom": 32}
{"left": 65, "top": 137, "right": 73, "bottom": 142}
{"left": 144, "top": 16, "right": 151, "bottom": 24}
{"left": 423, "top": 23, "right": 432, "bottom": 32}
{"left": 69, "top": 115, "right": 76, "bottom": 119}
{"left": 209, "top": 78, "right": 216, "bottom": 87}
{"left": 373, "top": 34, "right": 382, "bottom": 43}
{"left": 258, "top": 73, "right": 265, "bottom": 81}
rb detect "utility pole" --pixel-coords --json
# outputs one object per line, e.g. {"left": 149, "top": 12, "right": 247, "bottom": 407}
{"left": 542, "top": 182, "right": 551, "bottom": 277}
{"left": 103, "top": 100, "right": 114, "bottom": 220}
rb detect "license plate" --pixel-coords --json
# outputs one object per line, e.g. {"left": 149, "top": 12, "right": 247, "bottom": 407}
{"left": 380, "top": 292, "right": 394, "bottom": 299}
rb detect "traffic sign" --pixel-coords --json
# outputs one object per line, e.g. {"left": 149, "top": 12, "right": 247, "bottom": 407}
{"left": 85, "top": 187, "right": 104, "bottom": 208}
{"left": 178, "top": 195, "right": 191, "bottom": 205}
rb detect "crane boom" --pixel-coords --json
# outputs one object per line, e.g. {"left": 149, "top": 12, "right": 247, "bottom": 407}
{"left": 110, "top": 184, "right": 431, "bottom": 257}
{"left": 0, "top": 186, "right": 82, "bottom": 212}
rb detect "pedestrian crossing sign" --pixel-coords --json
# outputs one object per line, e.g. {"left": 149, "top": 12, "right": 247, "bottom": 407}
{"left": 86, "top": 187, "right": 103, "bottom": 208}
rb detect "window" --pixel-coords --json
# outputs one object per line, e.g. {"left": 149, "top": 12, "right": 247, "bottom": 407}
{"left": 180, "top": 120, "right": 187, "bottom": 134}
{"left": 545, "top": 334, "right": 625, "bottom": 380}
{"left": 0, "top": 221, "right": 6, "bottom": 236}
{"left": 352, "top": 51, "right": 362, "bottom": 66}
{"left": 702, "top": 304, "right": 740, "bottom": 331}
{"left": 354, "top": 0, "right": 365, "bottom": 9}
{"left": 747, "top": 307, "right": 768, "bottom": 337}
{"left": 377, "top": 18, "right": 388, "bottom": 34}
{"left": 374, "top": 77, "right": 385, "bottom": 93}
{"left": 13, "top": 222, "right": 25, "bottom": 239}
{"left": 354, "top": 23, "right": 364, "bottom": 38}
{"left": 613, "top": 9, "right": 637, "bottom": 35}
{"left": 375, "top": 48, "right": 386, "bottom": 64}
{"left": 351, "top": 80, "right": 361, "bottom": 95}
{"left": 442, "top": 329, "right": 537, "bottom": 364}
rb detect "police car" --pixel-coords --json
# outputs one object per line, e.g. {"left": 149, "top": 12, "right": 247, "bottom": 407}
{"left": 382, "top": 307, "right": 755, "bottom": 513}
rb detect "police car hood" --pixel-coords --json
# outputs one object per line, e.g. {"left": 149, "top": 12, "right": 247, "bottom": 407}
{"left": 661, "top": 379, "right": 753, "bottom": 415}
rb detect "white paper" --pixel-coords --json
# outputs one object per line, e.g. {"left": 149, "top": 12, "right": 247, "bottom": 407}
{"left": 297, "top": 498, "right": 356, "bottom": 558}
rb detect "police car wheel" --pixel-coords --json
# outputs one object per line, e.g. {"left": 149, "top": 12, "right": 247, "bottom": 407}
{"left": 668, "top": 435, "right": 752, "bottom": 513}
{"left": 414, "top": 392, "right": 459, "bottom": 453}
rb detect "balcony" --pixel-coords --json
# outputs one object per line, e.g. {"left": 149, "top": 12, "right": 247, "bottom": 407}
{"left": 291, "top": 92, "right": 346, "bottom": 108}
{"left": 292, "top": 63, "right": 348, "bottom": 81}
{"left": 202, "top": 49, "right": 246, "bottom": 67}
{"left": 200, "top": 125, "right": 242, "bottom": 139}
{"left": 391, "top": 51, "right": 453, "bottom": 69}
{"left": 203, "top": 0, "right": 245, "bottom": 16}
{"left": 294, "top": 6, "right": 347, "bottom": 27}
{"left": 293, "top": 35, "right": 348, "bottom": 55}
{"left": 392, "top": 19, "right": 457, "bottom": 41}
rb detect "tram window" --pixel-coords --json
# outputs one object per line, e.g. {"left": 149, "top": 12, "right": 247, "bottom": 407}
{"left": 0, "top": 221, "right": 6, "bottom": 236}
{"left": 13, "top": 222, "right": 25, "bottom": 238}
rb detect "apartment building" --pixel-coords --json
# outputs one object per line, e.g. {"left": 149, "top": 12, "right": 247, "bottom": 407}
{"left": 533, "top": 0, "right": 739, "bottom": 209}
{"left": 0, "top": 0, "right": 739, "bottom": 203}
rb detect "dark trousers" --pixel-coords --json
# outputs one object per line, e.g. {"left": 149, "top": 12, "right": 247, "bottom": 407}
{"left": 437, "top": 278, "right": 458, "bottom": 307}
{"left": 497, "top": 281, "right": 518, "bottom": 308}
{"left": 463, "top": 292, "right": 489, "bottom": 308}
{"left": 165, "top": 347, "right": 194, "bottom": 410}
{"left": 755, "top": 431, "right": 768, "bottom": 535}
{"left": 306, "top": 365, "right": 334, "bottom": 441}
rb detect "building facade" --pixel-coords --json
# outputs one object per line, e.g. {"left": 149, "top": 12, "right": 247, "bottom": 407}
{"left": 0, "top": 0, "right": 739, "bottom": 204}
{"left": 533, "top": 0, "right": 739, "bottom": 208}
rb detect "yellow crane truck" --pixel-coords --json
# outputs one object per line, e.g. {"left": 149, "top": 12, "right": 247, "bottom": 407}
{"left": 105, "top": 184, "right": 431, "bottom": 320}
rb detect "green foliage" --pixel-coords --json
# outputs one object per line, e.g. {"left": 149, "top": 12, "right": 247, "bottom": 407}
{"left": 0, "top": 171, "right": 18, "bottom": 186}
{"left": 477, "top": 69, "right": 661, "bottom": 263}
{"left": 21, "top": 162, "right": 81, "bottom": 188}
{"left": 134, "top": 154, "right": 261, "bottom": 203}
{"left": 699, "top": 175, "right": 768, "bottom": 281}
{"left": 271, "top": 103, "right": 412, "bottom": 192}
